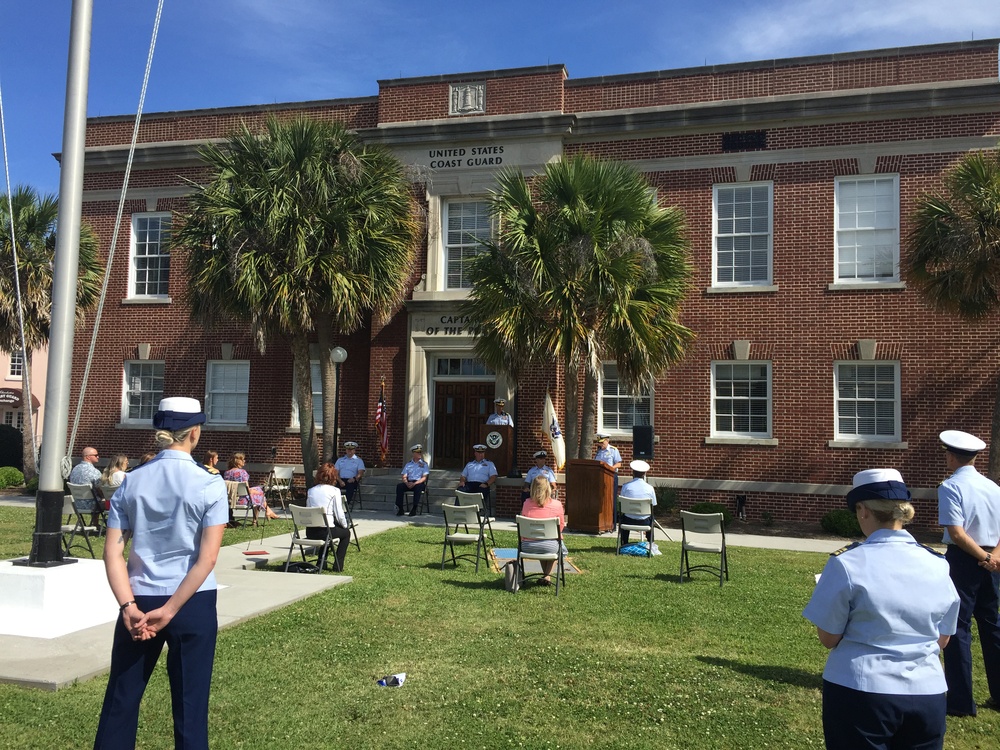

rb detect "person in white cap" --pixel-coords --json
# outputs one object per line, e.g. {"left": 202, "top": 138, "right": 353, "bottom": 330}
{"left": 594, "top": 433, "right": 623, "bottom": 497}
{"left": 618, "top": 459, "right": 657, "bottom": 547}
{"left": 95, "top": 397, "right": 229, "bottom": 750}
{"left": 486, "top": 398, "right": 513, "bottom": 426}
{"left": 937, "top": 429, "right": 1000, "bottom": 716}
{"left": 395, "top": 444, "right": 429, "bottom": 516}
{"left": 334, "top": 441, "right": 366, "bottom": 510}
{"left": 522, "top": 450, "right": 557, "bottom": 501}
{"left": 803, "top": 469, "right": 960, "bottom": 749}
{"left": 459, "top": 443, "right": 498, "bottom": 515}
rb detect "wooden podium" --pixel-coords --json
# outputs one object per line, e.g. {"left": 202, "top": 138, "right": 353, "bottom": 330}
{"left": 480, "top": 424, "right": 513, "bottom": 476}
{"left": 565, "top": 459, "right": 615, "bottom": 533}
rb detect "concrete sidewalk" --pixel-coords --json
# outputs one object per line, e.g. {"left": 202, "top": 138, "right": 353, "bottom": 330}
{"left": 0, "top": 495, "right": 846, "bottom": 690}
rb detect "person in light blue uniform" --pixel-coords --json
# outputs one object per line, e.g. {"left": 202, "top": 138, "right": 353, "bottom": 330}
{"left": 936, "top": 429, "right": 1000, "bottom": 717}
{"left": 395, "top": 444, "right": 430, "bottom": 517}
{"left": 619, "top": 459, "right": 657, "bottom": 546}
{"left": 594, "top": 433, "right": 622, "bottom": 497}
{"left": 486, "top": 398, "right": 513, "bottom": 427}
{"left": 459, "top": 444, "right": 498, "bottom": 515}
{"left": 95, "top": 397, "right": 229, "bottom": 750}
{"left": 803, "top": 468, "right": 960, "bottom": 750}
{"left": 334, "top": 441, "right": 366, "bottom": 510}
{"left": 522, "top": 450, "right": 557, "bottom": 501}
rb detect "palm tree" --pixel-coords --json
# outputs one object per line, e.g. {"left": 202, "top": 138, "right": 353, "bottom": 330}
{"left": 903, "top": 147, "right": 1000, "bottom": 477}
{"left": 462, "top": 155, "right": 694, "bottom": 459}
{"left": 0, "top": 186, "right": 102, "bottom": 481}
{"left": 176, "top": 117, "right": 418, "bottom": 483}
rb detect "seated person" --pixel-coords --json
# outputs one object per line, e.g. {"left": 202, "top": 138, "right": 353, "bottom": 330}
{"left": 203, "top": 450, "right": 222, "bottom": 474}
{"left": 619, "top": 459, "right": 657, "bottom": 547}
{"left": 223, "top": 452, "right": 278, "bottom": 521}
{"left": 305, "top": 462, "right": 352, "bottom": 572}
{"left": 100, "top": 454, "right": 129, "bottom": 508}
{"left": 334, "top": 440, "right": 366, "bottom": 509}
{"left": 519, "top": 476, "right": 567, "bottom": 585}
{"left": 395, "top": 444, "right": 429, "bottom": 516}
{"left": 458, "top": 443, "right": 498, "bottom": 515}
{"left": 68, "top": 446, "right": 102, "bottom": 490}
{"left": 522, "top": 450, "right": 557, "bottom": 501}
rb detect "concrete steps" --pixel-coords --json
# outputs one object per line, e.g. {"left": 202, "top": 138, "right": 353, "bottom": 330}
{"left": 349, "top": 469, "right": 463, "bottom": 514}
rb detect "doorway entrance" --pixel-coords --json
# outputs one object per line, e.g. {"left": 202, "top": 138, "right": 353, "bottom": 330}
{"left": 433, "top": 381, "right": 493, "bottom": 468}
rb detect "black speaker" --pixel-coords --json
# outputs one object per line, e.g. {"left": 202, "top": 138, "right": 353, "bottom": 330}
{"left": 632, "top": 425, "right": 654, "bottom": 459}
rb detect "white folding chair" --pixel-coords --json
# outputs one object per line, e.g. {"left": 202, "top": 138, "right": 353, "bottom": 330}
{"left": 679, "top": 511, "right": 729, "bottom": 586}
{"left": 61, "top": 494, "right": 99, "bottom": 558}
{"left": 515, "top": 514, "right": 566, "bottom": 595}
{"left": 440, "top": 504, "right": 488, "bottom": 572}
{"left": 616, "top": 496, "right": 654, "bottom": 557}
{"left": 67, "top": 481, "right": 106, "bottom": 533}
{"left": 266, "top": 466, "right": 295, "bottom": 512}
{"left": 284, "top": 505, "right": 332, "bottom": 572}
{"left": 455, "top": 489, "right": 497, "bottom": 547}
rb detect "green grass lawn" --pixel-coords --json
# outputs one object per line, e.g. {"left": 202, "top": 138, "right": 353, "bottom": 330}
{"left": 1, "top": 506, "right": 998, "bottom": 749}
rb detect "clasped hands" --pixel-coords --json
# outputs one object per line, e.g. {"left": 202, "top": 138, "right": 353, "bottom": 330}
{"left": 979, "top": 555, "right": 1000, "bottom": 574}
{"left": 123, "top": 605, "right": 175, "bottom": 641}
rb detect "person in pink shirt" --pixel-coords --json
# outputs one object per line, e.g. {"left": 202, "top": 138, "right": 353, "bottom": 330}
{"left": 519, "top": 476, "right": 567, "bottom": 585}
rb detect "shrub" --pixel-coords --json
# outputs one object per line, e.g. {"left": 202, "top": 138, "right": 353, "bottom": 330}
{"left": 821, "top": 508, "right": 862, "bottom": 538}
{"left": 653, "top": 486, "right": 679, "bottom": 515}
{"left": 761, "top": 510, "right": 775, "bottom": 527}
{"left": 687, "top": 501, "right": 733, "bottom": 526}
{"left": 0, "top": 466, "right": 25, "bottom": 489}
{"left": 0, "top": 425, "right": 22, "bottom": 471}
{"left": 25, "top": 476, "right": 38, "bottom": 495}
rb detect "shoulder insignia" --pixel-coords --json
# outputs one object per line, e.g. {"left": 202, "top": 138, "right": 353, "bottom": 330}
{"left": 917, "top": 542, "right": 946, "bottom": 558}
{"left": 197, "top": 463, "right": 213, "bottom": 473}
{"left": 126, "top": 461, "right": 153, "bottom": 474}
{"left": 830, "top": 542, "right": 861, "bottom": 557}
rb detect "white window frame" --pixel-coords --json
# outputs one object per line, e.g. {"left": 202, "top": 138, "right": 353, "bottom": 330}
{"left": 711, "top": 361, "right": 772, "bottom": 438}
{"left": 2, "top": 409, "right": 23, "bottom": 430}
{"left": 442, "top": 198, "right": 492, "bottom": 290}
{"left": 205, "top": 360, "right": 250, "bottom": 426}
{"left": 598, "top": 362, "right": 652, "bottom": 435}
{"left": 121, "top": 360, "right": 165, "bottom": 424}
{"left": 712, "top": 182, "right": 773, "bottom": 287}
{"left": 833, "top": 361, "right": 901, "bottom": 442}
{"left": 834, "top": 175, "right": 900, "bottom": 283}
{"left": 129, "top": 212, "right": 172, "bottom": 300}
{"left": 7, "top": 351, "right": 23, "bottom": 379}
{"left": 290, "top": 360, "right": 323, "bottom": 429}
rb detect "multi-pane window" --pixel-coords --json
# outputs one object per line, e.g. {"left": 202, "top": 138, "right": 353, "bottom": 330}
{"left": 835, "top": 362, "right": 900, "bottom": 440}
{"left": 835, "top": 176, "right": 899, "bottom": 281}
{"left": 712, "top": 362, "right": 771, "bottom": 437}
{"left": 600, "top": 362, "right": 652, "bottom": 432}
{"left": 131, "top": 213, "right": 171, "bottom": 297}
{"left": 435, "top": 358, "right": 494, "bottom": 377}
{"left": 713, "top": 183, "right": 772, "bottom": 285}
{"left": 2, "top": 410, "right": 23, "bottom": 430}
{"left": 444, "top": 200, "right": 492, "bottom": 289}
{"left": 123, "top": 361, "right": 164, "bottom": 423}
{"left": 206, "top": 361, "right": 250, "bottom": 424}
{"left": 8, "top": 352, "right": 23, "bottom": 378}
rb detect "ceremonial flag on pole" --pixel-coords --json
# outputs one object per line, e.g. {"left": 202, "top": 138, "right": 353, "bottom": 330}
{"left": 542, "top": 391, "right": 566, "bottom": 471}
{"left": 374, "top": 379, "right": 389, "bottom": 463}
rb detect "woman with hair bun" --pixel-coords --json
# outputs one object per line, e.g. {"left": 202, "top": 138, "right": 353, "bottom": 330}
{"left": 803, "top": 468, "right": 961, "bottom": 750}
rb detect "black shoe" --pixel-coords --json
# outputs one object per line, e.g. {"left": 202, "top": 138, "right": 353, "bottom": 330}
{"left": 408, "top": 508, "right": 418, "bottom": 516}
{"left": 981, "top": 697, "right": 1000, "bottom": 712}
{"left": 395, "top": 507, "right": 404, "bottom": 516}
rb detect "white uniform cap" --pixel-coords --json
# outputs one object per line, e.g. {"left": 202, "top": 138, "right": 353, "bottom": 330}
{"left": 344, "top": 441, "right": 359, "bottom": 448}
{"left": 152, "top": 397, "right": 206, "bottom": 430}
{"left": 595, "top": 433, "right": 610, "bottom": 441}
{"left": 533, "top": 450, "right": 548, "bottom": 458}
{"left": 940, "top": 430, "right": 986, "bottom": 455}
{"left": 630, "top": 459, "right": 650, "bottom": 473}
{"left": 410, "top": 443, "right": 423, "bottom": 453}
{"left": 473, "top": 444, "right": 487, "bottom": 451}
{"left": 852, "top": 468, "right": 904, "bottom": 487}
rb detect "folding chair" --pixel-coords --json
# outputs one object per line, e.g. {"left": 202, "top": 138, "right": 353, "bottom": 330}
{"left": 616, "top": 496, "right": 654, "bottom": 557}
{"left": 266, "top": 466, "right": 294, "bottom": 512}
{"left": 61, "top": 494, "right": 99, "bottom": 558}
{"left": 440, "top": 504, "right": 488, "bottom": 572}
{"left": 284, "top": 505, "right": 332, "bottom": 573}
{"left": 67, "top": 482, "right": 106, "bottom": 532}
{"left": 515, "top": 515, "right": 566, "bottom": 595}
{"left": 455, "top": 489, "right": 497, "bottom": 547}
{"left": 341, "top": 493, "right": 361, "bottom": 552}
{"left": 401, "top": 480, "right": 432, "bottom": 515}
{"left": 679, "top": 510, "right": 729, "bottom": 586}
{"left": 233, "top": 482, "right": 258, "bottom": 528}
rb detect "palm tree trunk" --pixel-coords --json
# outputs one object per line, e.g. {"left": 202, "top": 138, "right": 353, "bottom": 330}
{"left": 290, "top": 333, "right": 319, "bottom": 489}
{"left": 565, "top": 357, "right": 581, "bottom": 460}
{"left": 990, "top": 373, "right": 1000, "bottom": 481}
{"left": 580, "top": 368, "right": 599, "bottom": 458}
{"left": 316, "top": 317, "right": 338, "bottom": 463}
{"left": 20, "top": 353, "right": 37, "bottom": 483}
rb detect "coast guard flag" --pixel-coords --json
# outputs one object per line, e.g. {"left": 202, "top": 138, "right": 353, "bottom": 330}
{"left": 542, "top": 392, "right": 566, "bottom": 471}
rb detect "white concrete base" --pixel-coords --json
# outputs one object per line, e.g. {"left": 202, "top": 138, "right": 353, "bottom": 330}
{"left": 0, "top": 558, "right": 117, "bottom": 639}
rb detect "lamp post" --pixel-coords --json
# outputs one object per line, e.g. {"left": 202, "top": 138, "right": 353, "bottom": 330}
{"left": 331, "top": 347, "right": 348, "bottom": 450}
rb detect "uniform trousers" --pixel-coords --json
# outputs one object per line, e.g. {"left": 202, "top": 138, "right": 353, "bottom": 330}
{"left": 395, "top": 482, "right": 424, "bottom": 514}
{"left": 457, "top": 483, "right": 491, "bottom": 515}
{"left": 943, "top": 545, "right": 1000, "bottom": 715}
{"left": 822, "top": 680, "right": 946, "bottom": 750}
{"left": 339, "top": 478, "right": 360, "bottom": 508}
{"left": 619, "top": 514, "right": 654, "bottom": 546}
{"left": 94, "top": 589, "right": 218, "bottom": 750}
{"left": 305, "top": 524, "right": 351, "bottom": 572}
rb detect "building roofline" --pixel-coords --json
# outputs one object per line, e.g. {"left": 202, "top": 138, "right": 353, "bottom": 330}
{"left": 86, "top": 95, "right": 378, "bottom": 125}
{"left": 376, "top": 64, "right": 567, "bottom": 88}
{"left": 568, "top": 38, "right": 1000, "bottom": 87}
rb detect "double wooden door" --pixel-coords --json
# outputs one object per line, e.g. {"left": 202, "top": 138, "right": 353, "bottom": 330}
{"left": 433, "top": 381, "right": 493, "bottom": 468}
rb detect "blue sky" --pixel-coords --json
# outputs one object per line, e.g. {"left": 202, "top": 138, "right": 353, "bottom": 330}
{"left": 1, "top": 0, "right": 998, "bottom": 197}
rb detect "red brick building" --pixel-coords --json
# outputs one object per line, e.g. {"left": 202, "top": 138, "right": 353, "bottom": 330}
{"left": 72, "top": 39, "right": 1000, "bottom": 528}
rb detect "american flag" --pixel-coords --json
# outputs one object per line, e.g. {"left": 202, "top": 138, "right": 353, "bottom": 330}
{"left": 374, "top": 379, "right": 389, "bottom": 463}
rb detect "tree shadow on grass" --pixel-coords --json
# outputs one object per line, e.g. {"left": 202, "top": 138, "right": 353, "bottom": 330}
{"left": 440, "top": 578, "right": 503, "bottom": 590}
{"left": 696, "top": 655, "right": 822, "bottom": 690}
